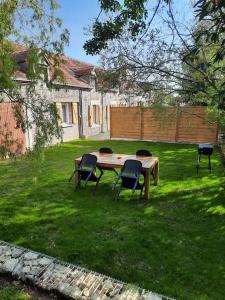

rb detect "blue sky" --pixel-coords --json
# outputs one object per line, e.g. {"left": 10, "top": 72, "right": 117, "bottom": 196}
{"left": 57, "top": 0, "right": 101, "bottom": 65}
{"left": 57, "top": 0, "right": 194, "bottom": 65}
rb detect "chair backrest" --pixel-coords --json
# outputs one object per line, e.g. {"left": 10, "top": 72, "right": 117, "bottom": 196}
{"left": 99, "top": 147, "right": 113, "bottom": 154}
{"left": 80, "top": 154, "right": 97, "bottom": 169}
{"left": 122, "top": 159, "right": 142, "bottom": 176}
{"left": 136, "top": 149, "right": 152, "bottom": 157}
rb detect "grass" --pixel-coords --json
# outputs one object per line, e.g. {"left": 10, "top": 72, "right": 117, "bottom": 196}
{"left": 0, "top": 287, "right": 31, "bottom": 300}
{"left": 0, "top": 139, "right": 224, "bottom": 300}
{"left": 0, "top": 275, "right": 53, "bottom": 300}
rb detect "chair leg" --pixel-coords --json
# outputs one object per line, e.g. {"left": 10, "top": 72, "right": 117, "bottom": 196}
{"left": 112, "top": 174, "right": 121, "bottom": 190}
{"left": 132, "top": 178, "right": 139, "bottom": 194}
{"left": 84, "top": 171, "right": 93, "bottom": 188}
{"left": 68, "top": 171, "right": 75, "bottom": 182}
{"left": 75, "top": 177, "right": 81, "bottom": 191}
{"left": 139, "top": 186, "right": 144, "bottom": 199}
{"left": 115, "top": 184, "right": 123, "bottom": 201}
{"left": 93, "top": 180, "right": 99, "bottom": 195}
{"left": 98, "top": 168, "right": 104, "bottom": 176}
{"left": 93, "top": 170, "right": 103, "bottom": 195}
{"left": 113, "top": 169, "right": 119, "bottom": 176}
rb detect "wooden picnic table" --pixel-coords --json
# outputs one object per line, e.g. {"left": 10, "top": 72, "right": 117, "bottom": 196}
{"left": 74, "top": 152, "right": 159, "bottom": 200}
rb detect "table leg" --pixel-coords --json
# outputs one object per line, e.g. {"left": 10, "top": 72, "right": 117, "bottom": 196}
{"left": 154, "top": 161, "right": 159, "bottom": 186}
{"left": 144, "top": 169, "right": 150, "bottom": 200}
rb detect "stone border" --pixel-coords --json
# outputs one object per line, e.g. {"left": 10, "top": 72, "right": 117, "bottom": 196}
{"left": 0, "top": 241, "right": 175, "bottom": 300}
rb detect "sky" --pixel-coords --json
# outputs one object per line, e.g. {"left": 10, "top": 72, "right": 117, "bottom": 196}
{"left": 57, "top": 0, "right": 101, "bottom": 65}
{"left": 57, "top": 0, "right": 194, "bottom": 66}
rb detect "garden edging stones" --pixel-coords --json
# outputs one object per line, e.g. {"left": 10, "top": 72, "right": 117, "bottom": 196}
{"left": 0, "top": 241, "right": 174, "bottom": 300}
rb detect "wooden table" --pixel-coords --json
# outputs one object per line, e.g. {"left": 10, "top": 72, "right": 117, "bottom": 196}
{"left": 74, "top": 152, "right": 159, "bottom": 200}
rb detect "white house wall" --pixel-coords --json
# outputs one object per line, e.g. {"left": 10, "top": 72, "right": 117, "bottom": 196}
{"left": 52, "top": 87, "right": 80, "bottom": 144}
{"left": 1, "top": 80, "right": 122, "bottom": 151}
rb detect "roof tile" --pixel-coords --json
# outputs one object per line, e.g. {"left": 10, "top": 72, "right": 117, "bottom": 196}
{"left": 12, "top": 43, "right": 95, "bottom": 89}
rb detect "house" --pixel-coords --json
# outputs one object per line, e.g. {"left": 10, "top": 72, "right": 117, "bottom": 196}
{"left": 0, "top": 44, "right": 122, "bottom": 154}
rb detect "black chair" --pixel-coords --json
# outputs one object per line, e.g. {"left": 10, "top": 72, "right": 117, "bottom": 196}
{"left": 74, "top": 154, "right": 103, "bottom": 194}
{"left": 98, "top": 147, "right": 118, "bottom": 175}
{"left": 136, "top": 149, "right": 154, "bottom": 179}
{"left": 136, "top": 149, "right": 152, "bottom": 157}
{"left": 112, "top": 159, "right": 144, "bottom": 200}
{"left": 196, "top": 144, "right": 213, "bottom": 173}
{"left": 99, "top": 147, "right": 113, "bottom": 154}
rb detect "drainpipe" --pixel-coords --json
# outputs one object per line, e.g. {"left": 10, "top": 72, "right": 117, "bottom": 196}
{"left": 25, "top": 104, "right": 31, "bottom": 150}
{"left": 79, "top": 89, "right": 84, "bottom": 138}
{"left": 101, "top": 92, "right": 104, "bottom": 133}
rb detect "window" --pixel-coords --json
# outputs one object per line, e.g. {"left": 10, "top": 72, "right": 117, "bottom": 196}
{"left": 93, "top": 105, "right": 100, "bottom": 124}
{"left": 61, "top": 103, "right": 72, "bottom": 124}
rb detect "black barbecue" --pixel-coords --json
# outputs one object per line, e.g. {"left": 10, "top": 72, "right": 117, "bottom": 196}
{"left": 196, "top": 144, "right": 213, "bottom": 173}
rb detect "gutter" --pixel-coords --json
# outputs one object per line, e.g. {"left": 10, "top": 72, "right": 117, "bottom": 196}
{"left": 13, "top": 78, "right": 92, "bottom": 90}
{"left": 101, "top": 92, "right": 104, "bottom": 133}
{"left": 14, "top": 77, "right": 33, "bottom": 83}
{"left": 51, "top": 82, "right": 92, "bottom": 90}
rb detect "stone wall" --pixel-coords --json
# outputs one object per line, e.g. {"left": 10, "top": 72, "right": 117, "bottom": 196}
{"left": 0, "top": 241, "right": 174, "bottom": 300}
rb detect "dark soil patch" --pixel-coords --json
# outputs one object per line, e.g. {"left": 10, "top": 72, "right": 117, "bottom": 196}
{"left": 0, "top": 273, "right": 65, "bottom": 299}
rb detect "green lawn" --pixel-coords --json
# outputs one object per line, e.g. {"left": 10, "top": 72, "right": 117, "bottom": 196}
{"left": 0, "top": 139, "right": 224, "bottom": 300}
{"left": 0, "top": 278, "right": 48, "bottom": 300}
{"left": 0, "top": 287, "right": 36, "bottom": 300}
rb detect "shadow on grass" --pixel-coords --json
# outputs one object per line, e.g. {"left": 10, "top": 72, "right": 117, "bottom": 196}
{"left": 0, "top": 139, "right": 224, "bottom": 300}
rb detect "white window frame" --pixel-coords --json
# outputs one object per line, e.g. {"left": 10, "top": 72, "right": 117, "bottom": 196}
{"left": 61, "top": 103, "right": 73, "bottom": 127}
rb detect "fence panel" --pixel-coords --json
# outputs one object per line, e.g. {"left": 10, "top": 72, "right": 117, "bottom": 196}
{"left": 110, "top": 107, "right": 141, "bottom": 139}
{"left": 142, "top": 107, "right": 178, "bottom": 142}
{"left": 110, "top": 106, "right": 218, "bottom": 144}
{"left": 0, "top": 103, "right": 25, "bottom": 154}
{"left": 176, "top": 107, "right": 218, "bottom": 144}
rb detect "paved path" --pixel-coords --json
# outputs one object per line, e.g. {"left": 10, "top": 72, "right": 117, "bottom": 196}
{"left": 89, "top": 132, "right": 110, "bottom": 140}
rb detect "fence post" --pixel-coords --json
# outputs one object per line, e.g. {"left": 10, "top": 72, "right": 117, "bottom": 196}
{"left": 109, "top": 105, "right": 112, "bottom": 139}
{"left": 140, "top": 106, "right": 144, "bottom": 140}
{"left": 174, "top": 104, "right": 180, "bottom": 142}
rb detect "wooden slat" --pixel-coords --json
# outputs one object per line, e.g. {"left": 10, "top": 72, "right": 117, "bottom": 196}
{"left": 110, "top": 106, "right": 218, "bottom": 144}
{"left": 0, "top": 103, "right": 25, "bottom": 154}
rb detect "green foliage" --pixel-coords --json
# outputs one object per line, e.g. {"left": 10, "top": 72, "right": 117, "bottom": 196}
{"left": 180, "top": 22, "right": 225, "bottom": 123}
{"left": 0, "top": 41, "right": 17, "bottom": 90}
{"left": 86, "top": 0, "right": 225, "bottom": 121}
{"left": 0, "top": 286, "right": 32, "bottom": 300}
{"left": 0, "top": 139, "right": 224, "bottom": 299}
{"left": 0, "top": 0, "right": 69, "bottom": 150}
{"left": 194, "top": 0, "right": 225, "bottom": 62}
{"left": 84, "top": 0, "right": 171, "bottom": 55}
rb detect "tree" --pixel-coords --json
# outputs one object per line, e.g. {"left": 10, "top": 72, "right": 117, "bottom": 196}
{"left": 85, "top": 0, "right": 225, "bottom": 123}
{"left": 195, "top": 0, "right": 225, "bottom": 63}
{"left": 0, "top": 0, "right": 69, "bottom": 152}
{"left": 85, "top": 0, "right": 225, "bottom": 57}
{"left": 84, "top": 0, "right": 170, "bottom": 55}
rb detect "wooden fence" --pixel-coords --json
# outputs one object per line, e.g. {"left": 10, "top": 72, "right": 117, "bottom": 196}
{"left": 0, "top": 103, "right": 25, "bottom": 155}
{"left": 110, "top": 106, "right": 218, "bottom": 144}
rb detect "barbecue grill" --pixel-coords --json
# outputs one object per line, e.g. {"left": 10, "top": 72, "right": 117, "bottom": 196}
{"left": 196, "top": 144, "right": 213, "bottom": 173}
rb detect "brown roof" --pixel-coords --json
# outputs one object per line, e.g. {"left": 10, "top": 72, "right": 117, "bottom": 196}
{"left": 71, "top": 66, "right": 94, "bottom": 77}
{"left": 12, "top": 43, "right": 95, "bottom": 89}
{"left": 15, "top": 50, "right": 29, "bottom": 63}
